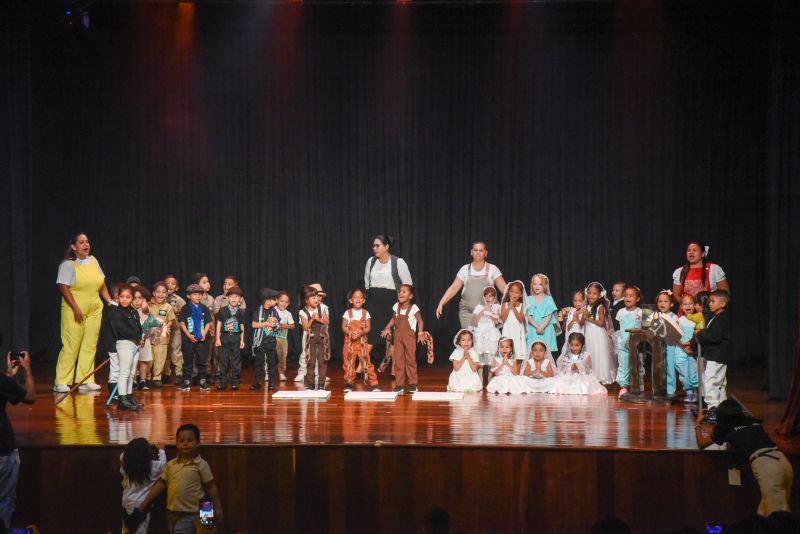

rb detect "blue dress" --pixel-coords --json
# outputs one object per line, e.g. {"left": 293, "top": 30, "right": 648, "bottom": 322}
{"left": 525, "top": 295, "right": 558, "bottom": 354}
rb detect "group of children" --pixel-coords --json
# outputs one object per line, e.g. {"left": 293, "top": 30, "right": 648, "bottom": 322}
{"left": 444, "top": 276, "right": 732, "bottom": 416}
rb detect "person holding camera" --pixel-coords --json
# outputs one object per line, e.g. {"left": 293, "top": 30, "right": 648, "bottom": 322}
{"left": 0, "top": 351, "right": 35, "bottom": 530}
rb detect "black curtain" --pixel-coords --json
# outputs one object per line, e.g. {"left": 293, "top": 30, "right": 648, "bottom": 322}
{"left": 7, "top": 1, "right": 799, "bottom": 397}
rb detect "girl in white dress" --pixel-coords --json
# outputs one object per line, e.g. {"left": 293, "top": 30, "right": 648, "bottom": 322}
{"left": 582, "top": 282, "right": 616, "bottom": 385}
{"left": 552, "top": 333, "right": 608, "bottom": 395}
{"left": 500, "top": 280, "right": 528, "bottom": 365}
{"left": 520, "top": 340, "right": 556, "bottom": 393}
{"left": 486, "top": 337, "right": 531, "bottom": 394}
{"left": 447, "top": 329, "right": 483, "bottom": 392}
{"left": 558, "top": 289, "right": 586, "bottom": 359}
{"left": 471, "top": 286, "right": 502, "bottom": 385}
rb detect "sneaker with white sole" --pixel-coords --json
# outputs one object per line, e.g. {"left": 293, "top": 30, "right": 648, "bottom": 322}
{"left": 78, "top": 383, "right": 101, "bottom": 392}
{"left": 53, "top": 384, "right": 70, "bottom": 393}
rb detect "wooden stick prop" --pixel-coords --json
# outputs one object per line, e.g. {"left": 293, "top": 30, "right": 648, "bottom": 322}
{"left": 55, "top": 357, "right": 110, "bottom": 405}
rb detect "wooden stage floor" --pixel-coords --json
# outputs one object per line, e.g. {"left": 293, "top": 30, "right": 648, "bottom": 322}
{"left": 12, "top": 363, "right": 795, "bottom": 453}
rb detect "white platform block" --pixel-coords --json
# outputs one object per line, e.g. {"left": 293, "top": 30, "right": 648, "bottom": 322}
{"left": 272, "top": 390, "right": 331, "bottom": 400}
{"left": 344, "top": 391, "right": 399, "bottom": 401}
{"left": 411, "top": 391, "right": 464, "bottom": 401}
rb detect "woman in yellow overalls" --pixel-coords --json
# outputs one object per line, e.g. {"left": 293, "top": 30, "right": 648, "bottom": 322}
{"left": 54, "top": 233, "right": 112, "bottom": 392}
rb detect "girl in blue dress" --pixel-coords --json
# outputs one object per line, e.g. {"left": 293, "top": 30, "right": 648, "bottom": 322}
{"left": 525, "top": 274, "right": 558, "bottom": 356}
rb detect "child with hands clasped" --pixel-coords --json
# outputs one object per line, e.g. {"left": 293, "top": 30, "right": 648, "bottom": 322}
{"left": 525, "top": 274, "right": 558, "bottom": 356}
{"left": 139, "top": 424, "right": 223, "bottom": 534}
{"left": 552, "top": 333, "right": 607, "bottom": 395}
{"left": 582, "top": 282, "right": 616, "bottom": 386}
{"left": 486, "top": 337, "right": 530, "bottom": 394}
{"left": 120, "top": 438, "right": 166, "bottom": 534}
{"left": 471, "top": 286, "right": 502, "bottom": 384}
{"left": 214, "top": 286, "right": 246, "bottom": 390}
{"left": 615, "top": 286, "right": 642, "bottom": 398}
{"left": 381, "top": 284, "right": 426, "bottom": 395}
{"left": 520, "top": 341, "right": 556, "bottom": 394}
{"left": 251, "top": 288, "right": 281, "bottom": 391}
{"left": 499, "top": 280, "right": 528, "bottom": 364}
{"left": 447, "top": 329, "right": 483, "bottom": 392}
{"left": 342, "top": 289, "right": 380, "bottom": 392}
{"left": 558, "top": 289, "right": 586, "bottom": 358}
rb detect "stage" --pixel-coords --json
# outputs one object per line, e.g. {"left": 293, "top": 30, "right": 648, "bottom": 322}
{"left": 8, "top": 364, "right": 799, "bottom": 533}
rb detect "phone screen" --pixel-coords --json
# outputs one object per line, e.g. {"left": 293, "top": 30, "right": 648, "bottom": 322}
{"left": 705, "top": 523, "right": 724, "bottom": 534}
{"left": 199, "top": 498, "right": 215, "bottom": 528}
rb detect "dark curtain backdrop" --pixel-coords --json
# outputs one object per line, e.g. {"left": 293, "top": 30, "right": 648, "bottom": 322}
{"left": 5, "top": 1, "right": 799, "bottom": 397}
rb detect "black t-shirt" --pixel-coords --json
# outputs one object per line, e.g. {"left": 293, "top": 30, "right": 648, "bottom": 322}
{"left": 178, "top": 303, "right": 213, "bottom": 341}
{"left": 217, "top": 306, "right": 246, "bottom": 335}
{"left": 712, "top": 421, "right": 775, "bottom": 458}
{"left": 0, "top": 374, "right": 27, "bottom": 454}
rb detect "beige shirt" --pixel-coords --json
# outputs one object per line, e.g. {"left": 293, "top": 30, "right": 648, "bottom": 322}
{"left": 148, "top": 301, "right": 176, "bottom": 339}
{"left": 161, "top": 455, "right": 214, "bottom": 513}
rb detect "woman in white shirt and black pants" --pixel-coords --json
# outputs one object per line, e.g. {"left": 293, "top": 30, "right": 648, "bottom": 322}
{"left": 364, "top": 235, "right": 413, "bottom": 366}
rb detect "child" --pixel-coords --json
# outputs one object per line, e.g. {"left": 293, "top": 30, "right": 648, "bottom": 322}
{"left": 309, "top": 283, "right": 331, "bottom": 388}
{"left": 615, "top": 285, "right": 642, "bottom": 398}
{"left": 582, "top": 282, "right": 616, "bottom": 386}
{"left": 178, "top": 284, "right": 213, "bottom": 392}
{"left": 299, "top": 285, "right": 331, "bottom": 390}
{"left": 275, "top": 291, "right": 294, "bottom": 382}
{"left": 164, "top": 275, "right": 186, "bottom": 385}
{"left": 558, "top": 289, "right": 586, "bottom": 358}
{"left": 191, "top": 273, "right": 216, "bottom": 384}
{"left": 499, "top": 280, "right": 528, "bottom": 364}
{"left": 654, "top": 290, "right": 680, "bottom": 397}
{"left": 471, "top": 286, "right": 502, "bottom": 381}
{"left": 486, "top": 337, "right": 529, "bottom": 394}
{"left": 212, "top": 275, "right": 247, "bottom": 385}
{"left": 215, "top": 286, "right": 246, "bottom": 390}
{"left": 120, "top": 438, "right": 166, "bottom": 534}
{"left": 138, "top": 424, "right": 223, "bottom": 533}
{"left": 109, "top": 284, "right": 145, "bottom": 410}
{"left": 520, "top": 340, "right": 556, "bottom": 394}
{"left": 677, "top": 293, "right": 700, "bottom": 403}
{"left": 251, "top": 288, "right": 281, "bottom": 390}
{"left": 552, "top": 333, "right": 607, "bottom": 395}
{"left": 447, "top": 329, "right": 482, "bottom": 392}
{"left": 148, "top": 281, "right": 175, "bottom": 388}
{"left": 695, "top": 290, "right": 732, "bottom": 418}
{"left": 342, "top": 289, "right": 380, "bottom": 392}
{"left": 381, "top": 284, "right": 425, "bottom": 395}
{"left": 525, "top": 274, "right": 558, "bottom": 356}
{"left": 609, "top": 281, "right": 627, "bottom": 332}
{"left": 132, "top": 287, "right": 153, "bottom": 390}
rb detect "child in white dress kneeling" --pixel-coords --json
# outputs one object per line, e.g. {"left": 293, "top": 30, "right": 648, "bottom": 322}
{"left": 487, "top": 337, "right": 531, "bottom": 395}
{"left": 520, "top": 340, "right": 556, "bottom": 393}
{"left": 552, "top": 333, "right": 608, "bottom": 396}
{"left": 447, "top": 329, "right": 483, "bottom": 392}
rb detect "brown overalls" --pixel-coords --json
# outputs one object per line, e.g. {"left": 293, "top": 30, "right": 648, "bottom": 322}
{"left": 393, "top": 305, "right": 418, "bottom": 387}
{"left": 343, "top": 308, "right": 378, "bottom": 386}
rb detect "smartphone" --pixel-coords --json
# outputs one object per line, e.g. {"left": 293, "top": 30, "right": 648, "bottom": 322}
{"left": 9, "top": 529, "right": 34, "bottom": 534}
{"left": 9, "top": 352, "right": 24, "bottom": 366}
{"left": 199, "top": 498, "right": 215, "bottom": 529}
{"left": 705, "top": 523, "right": 724, "bottom": 534}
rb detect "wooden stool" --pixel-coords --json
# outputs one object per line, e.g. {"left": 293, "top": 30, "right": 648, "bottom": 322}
{"left": 620, "top": 328, "right": 672, "bottom": 404}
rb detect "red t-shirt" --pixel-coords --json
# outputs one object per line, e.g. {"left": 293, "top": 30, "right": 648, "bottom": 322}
{"left": 682, "top": 267, "right": 708, "bottom": 297}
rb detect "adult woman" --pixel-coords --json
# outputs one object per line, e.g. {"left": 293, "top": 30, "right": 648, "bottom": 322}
{"left": 364, "top": 235, "right": 413, "bottom": 363}
{"left": 54, "top": 233, "right": 112, "bottom": 393}
{"left": 672, "top": 241, "right": 730, "bottom": 302}
{"left": 435, "top": 241, "right": 508, "bottom": 329}
{"left": 695, "top": 400, "right": 793, "bottom": 517}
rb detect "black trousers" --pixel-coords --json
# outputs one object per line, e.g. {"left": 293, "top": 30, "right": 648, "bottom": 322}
{"left": 254, "top": 336, "right": 277, "bottom": 386}
{"left": 218, "top": 334, "right": 242, "bottom": 386}
{"left": 182, "top": 340, "right": 208, "bottom": 382}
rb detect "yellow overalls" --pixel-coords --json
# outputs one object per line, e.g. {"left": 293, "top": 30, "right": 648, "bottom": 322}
{"left": 55, "top": 256, "right": 105, "bottom": 385}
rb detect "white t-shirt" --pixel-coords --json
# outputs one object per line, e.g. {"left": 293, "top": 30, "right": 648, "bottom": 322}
{"left": 276, "top": 308, "right": 294, "bottom": 339}
{"left": 342, "top": 308, "right": 371, "bottom": 323}
{"left": 671, "top": 264, "right": 726, "bottom": 291}
{"left": 456, "top": 263, "right": 502, "bottom": 284}
{"left": 364, "top": 257, "right": 413, "bottom": 290}
{"left": 56, "top": 256, "right": 105, "bottom": 286}
{"left": 392, "top": 303, "right": 421, "bottom": 331}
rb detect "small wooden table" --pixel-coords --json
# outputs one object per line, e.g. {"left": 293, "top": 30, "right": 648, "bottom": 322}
{"left": 620, "top": 328, "right": 674, "bottom": 404}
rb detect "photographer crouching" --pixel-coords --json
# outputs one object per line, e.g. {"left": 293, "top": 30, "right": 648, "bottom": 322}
{"left": 0, "top": 351, "right": 35, "bottom": 530}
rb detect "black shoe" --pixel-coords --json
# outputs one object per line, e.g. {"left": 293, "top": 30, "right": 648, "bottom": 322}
{"left": 151, "top": 380, "right": 163, "bottom": 389}
{"left": 199, "top": 381, "right": 211, "bottom": 392}
{"left": 231, "top": 384, "right": 239, "bottom": 391}
{"left": 138, "top": 380, "right": 149, "bottom": 391}
{"left": 217, "top": 384, "right": 227, "bottom": 391}
{"left": 178, "top": 382, "right": 190, "bottom": 392}
{"left": 117, "top": 395, "right": 137, "bottom": 411}
{"left": 408, "top": 384, "right": 418, "bottom": 394}
{"left": 250, "top": 383, "right": 262, "bottom": 390}
{"left": 393, "top": 386, "right": 404, "bottom": 395}
{"left": 128, "top": 395, "right": 144, "bottom": 409}
{"left": 268, "top": 383, "right": 276, "bottom": 391}
{"left": 305, "top": 384, "right": 316, "bottom": 390}
{"left": 344, "top": 383, "right": 354, "bottom": 392}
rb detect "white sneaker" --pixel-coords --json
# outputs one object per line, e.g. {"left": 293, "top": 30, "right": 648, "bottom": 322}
{"left": 279, "top": 373, "right": 287, "bottom": 381}
{"left": 53, "top": 384, "right": 69, "bottom": 393}
{"left": 78, "top": 383, "right": 101, "bottom": 392}
{"left": 294, "top": 374, "right": 305, "bottom": 383}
